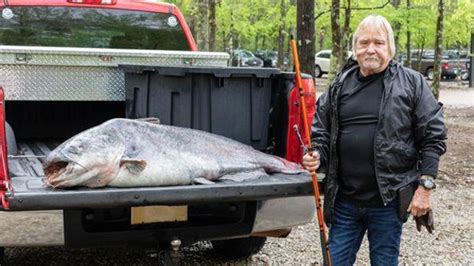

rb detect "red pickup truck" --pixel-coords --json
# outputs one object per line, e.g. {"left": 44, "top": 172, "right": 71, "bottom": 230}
{"left": 0, "top": 0, "right": 318, "bottom": 263}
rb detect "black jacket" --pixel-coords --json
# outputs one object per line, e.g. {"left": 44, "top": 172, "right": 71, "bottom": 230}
{"left": 312, "top": 59, "right": 447, "bottom": 224}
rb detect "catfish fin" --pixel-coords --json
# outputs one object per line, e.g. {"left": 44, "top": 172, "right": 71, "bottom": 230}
{"left": 120, "top": 159, "right": 147, "bottom": 175}
{"left": 192, "top": 177, "right": 215, "bottom": 185}
{"left": 220, "top": 169, "right": 268, "bottom": 182}
{"left": 136, "top": 117, "right": 160, "bottom": 125}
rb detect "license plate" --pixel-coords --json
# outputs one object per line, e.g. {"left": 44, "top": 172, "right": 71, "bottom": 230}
{"left": 131, "top": 205, "right": 188, "bottom": 225}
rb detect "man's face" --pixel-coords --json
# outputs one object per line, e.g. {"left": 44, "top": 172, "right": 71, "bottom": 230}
{"left": 354, "top": 27, "right": 391, "bottom": 76}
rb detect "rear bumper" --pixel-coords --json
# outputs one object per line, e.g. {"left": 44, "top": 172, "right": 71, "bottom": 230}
{"left": 252, "top": 196, "right": 315, "bottom": 233}
{"left": 0, "top": 196, "right": 315, "bottom": 247}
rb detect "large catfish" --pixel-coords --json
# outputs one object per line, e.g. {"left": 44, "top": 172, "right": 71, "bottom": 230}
{"left": 43, "top": 118, "right": 304, "bottom": 188}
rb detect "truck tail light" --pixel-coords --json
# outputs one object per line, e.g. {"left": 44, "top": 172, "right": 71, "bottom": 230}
{"left": 0, "top": 87, "right": 11, "bottom": 210}
{"left": 285, "top": 77, "right": 316, "bottom": 164}
{"left": 67, "top": 0, "right": 117, "bottom": 5}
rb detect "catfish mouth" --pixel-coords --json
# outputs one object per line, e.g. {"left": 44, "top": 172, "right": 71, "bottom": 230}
{"left": 44, "top": 161, "right": 78, "bottom": 188}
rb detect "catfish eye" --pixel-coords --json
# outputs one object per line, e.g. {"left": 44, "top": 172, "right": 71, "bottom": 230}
{"left": 67, "top": 145, "right": 82, "bottom": 155}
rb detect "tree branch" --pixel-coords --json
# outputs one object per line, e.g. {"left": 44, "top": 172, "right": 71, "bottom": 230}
{"left": 314, "top": 1, "right": 430, "bottom": 21}
{"left": 315, "top": 0, "right": 390, "bottom": 21}
{"left": 314, "top": 10, "right": 331, "bottom": 21}
{"left": 348, "top": 0, "right": 390, "bottom": 11}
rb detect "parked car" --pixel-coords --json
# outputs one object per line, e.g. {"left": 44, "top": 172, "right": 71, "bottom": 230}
{"left": 314, "top": 50, "right": 352, "bottom": 78}
{"left": 254, "top": 50, "right": 276, "bottom": 67}
{"left": 231, "top": 49, "right": 263, "bottom": 67}
{"left": 254, "top": 50, "right": 290, "bottom": 69}
{"left": 400, "top": 50, "right": 467, "bottom": 80}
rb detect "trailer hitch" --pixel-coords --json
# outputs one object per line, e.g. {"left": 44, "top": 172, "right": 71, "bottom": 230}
{"left": 1, "top": 0, "right": 14, "bottom": 20}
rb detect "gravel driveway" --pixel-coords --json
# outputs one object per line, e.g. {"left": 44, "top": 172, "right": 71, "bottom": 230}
{"left": 4, "top": 82, "right": 474, "bottom": 265}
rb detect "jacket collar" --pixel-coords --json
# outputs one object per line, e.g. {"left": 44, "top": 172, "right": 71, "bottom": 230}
{"left": 335, "top": 58, "right": 398, "bottom": 84}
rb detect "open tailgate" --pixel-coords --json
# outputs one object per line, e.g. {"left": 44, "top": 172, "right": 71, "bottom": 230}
{"left": 6, "top": 173, "right": 314, "bottom": 211}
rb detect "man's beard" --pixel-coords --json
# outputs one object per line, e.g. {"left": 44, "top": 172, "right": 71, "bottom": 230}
{"left": 362, "top": 57, "right": 381, "bottom": 69}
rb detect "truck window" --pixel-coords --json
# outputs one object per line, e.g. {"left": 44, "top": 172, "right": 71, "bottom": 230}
{"left": 0, "top": 7, "right": 190, "bottom": 50}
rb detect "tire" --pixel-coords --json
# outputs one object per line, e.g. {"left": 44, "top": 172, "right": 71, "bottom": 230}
{"left": 211, "top": 236, "right": 266, "bottom": 259}
{"left": 314, "top": 65, "right": 322, "bottom": 78}
{"left": 426, "top": 67, "right": 434, "bottom": 80}
{"left": 460, "top": 70, "right": 469, "bottom": 81}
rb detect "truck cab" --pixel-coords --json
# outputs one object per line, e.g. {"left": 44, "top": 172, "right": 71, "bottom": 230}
{"left": 0, "top": 0, "right": 318, "bottom": 262}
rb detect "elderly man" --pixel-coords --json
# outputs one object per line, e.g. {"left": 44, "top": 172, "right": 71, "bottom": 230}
{"left": 303, "top": 15, "right": 447, "bottom": 265}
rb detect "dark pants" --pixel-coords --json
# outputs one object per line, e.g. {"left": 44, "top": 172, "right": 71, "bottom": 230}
{"left": 328, "top": 198, "right": 403, "bottom": 266}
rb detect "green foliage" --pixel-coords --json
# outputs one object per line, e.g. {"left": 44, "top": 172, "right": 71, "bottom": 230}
{"left": 214, "top": 0, "right": 296, "bottom": 51}
{"left": 170, "top": 0, "right": 471, "bottom": 54}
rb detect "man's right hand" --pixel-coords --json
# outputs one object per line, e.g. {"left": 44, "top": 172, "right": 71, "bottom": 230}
{"left": 302, "top": 151, "right": 320, "bottom": 174}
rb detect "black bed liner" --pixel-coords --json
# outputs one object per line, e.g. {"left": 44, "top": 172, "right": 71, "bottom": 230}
{"left": 6, "top": 142, "right": 316, "bottom": 211}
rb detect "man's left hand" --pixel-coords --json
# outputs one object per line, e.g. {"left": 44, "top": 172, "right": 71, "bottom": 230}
{"left": 407, "top": 178, "right": 433, "bottom": 217}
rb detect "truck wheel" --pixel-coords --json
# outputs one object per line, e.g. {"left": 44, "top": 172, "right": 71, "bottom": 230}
{"left": 5, "top": 122, "right": 17, "bottom": 155}
{"left": 314, "top": 65, "right": 322, "bottom": 78}
{"left": 426, "top": 67, "right": 434, "bottom": 80}
{"left": 211, "top": 236, "right": 266, "bottom": 259}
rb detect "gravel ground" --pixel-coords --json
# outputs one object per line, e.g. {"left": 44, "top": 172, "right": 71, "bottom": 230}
{"left": 4, "top": 82, "right": 474, "bottom": 265}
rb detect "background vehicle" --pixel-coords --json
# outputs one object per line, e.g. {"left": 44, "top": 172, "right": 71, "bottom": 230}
{"left": 231, "top": 49, "right": 263, "bottom": 67}
{"left": 314, "top": 50, "right": 352, "bottom": 78}
{"left": 0, "top": 0, "right": 316, "bottom": 263}
{"left": 254, "top": 50, "right": 280, "bottom": 68}
{"left": 400, "top": 50, "right": 468, "bottom": 80}
{"left": 314, "top": 50, "right": 331, "bottom": 78}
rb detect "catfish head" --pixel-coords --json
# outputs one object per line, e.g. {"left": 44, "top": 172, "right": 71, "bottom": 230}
{"left": 43, "top": 126, "right": 126, "bottom": 188}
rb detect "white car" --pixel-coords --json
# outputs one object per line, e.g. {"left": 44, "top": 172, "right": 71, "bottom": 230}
{"left": 314, "top": 50, "right": 332, "bottom": 78}
{"left": 314, "top": 50, "right": 353, "bottom": 78}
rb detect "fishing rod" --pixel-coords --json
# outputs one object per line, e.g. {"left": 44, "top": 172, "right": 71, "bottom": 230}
{"left": 290, "top": 36, "right": 331, "bottom": 266}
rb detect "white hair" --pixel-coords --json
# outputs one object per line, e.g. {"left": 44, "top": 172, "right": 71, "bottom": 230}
{"left": 352, "top": 15, "right": 396, "bottom": 59}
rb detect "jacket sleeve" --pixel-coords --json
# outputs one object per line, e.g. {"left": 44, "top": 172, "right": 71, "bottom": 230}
{"left": 311, "top": 91, "right": 331, "bottom": 173}
{"left": 413, "top": 74, "right": 448, "bottom": 178}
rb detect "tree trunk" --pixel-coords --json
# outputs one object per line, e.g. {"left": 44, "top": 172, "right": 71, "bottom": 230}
{"left": 417, "top": 40, "right": 425, "bottom": 73}
{"left": 222, "top": 31, "right": 227, "bottom": 53}
{"left": 196, "top": 0, "right": 209, "bottom": 51}
{"left": 391, "top": 0, "right": 402, "bottom": 58}
{"left": 208, "top": 0, "right": 217, "bottom": 51}
{"left": 287, "top": 26, "right": 293, "bottom": 69}
{"left": 255, "top": 34, "right": 259, "bottom": 51}
{"left": 341, "top": 0, "right": 351, "bottom": 61}
{"left": 188, "top": 5, "right": 197, "bottom": 39}
{"left": 277, "top": 0, "right": 287, "bottom": 69}
{"left": 406, "top": 0, "right": 412, "bottom": 68}
{"left": 296, "top": 0, "right": 315, "bottom": 76}
{"left": 318, "top": 28, "right": 326, "bottom": 51}
{"left": 432, "top": 0, "right": 445, "bottom": 100}
{"left": 228, "top": 9, "right": 235, "bottom": 53}
{"left": 470, "top": 33, "right": 474, "bottom": 88}
{"left": 328, "top": 0, "right": 343, "bottom": 82}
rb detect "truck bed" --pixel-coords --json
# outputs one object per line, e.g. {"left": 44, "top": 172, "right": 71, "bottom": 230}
{"left": 6, "top": 141, "right": 315, "bottom": 211}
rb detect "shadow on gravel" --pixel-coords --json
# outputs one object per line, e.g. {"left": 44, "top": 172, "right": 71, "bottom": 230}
{"left": 5, "top": 243, "right": 253, "bottom": 265}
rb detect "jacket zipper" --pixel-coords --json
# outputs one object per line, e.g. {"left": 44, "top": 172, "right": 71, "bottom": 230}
{"left": 373, "top": 69, "right": 394, "bottom": 206}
